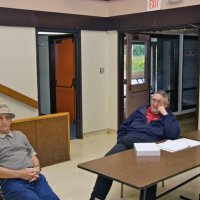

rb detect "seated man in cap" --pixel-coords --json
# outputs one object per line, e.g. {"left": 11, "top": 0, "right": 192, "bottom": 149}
{"left": 90, "top": 90, "right": 180, "bottom": 200}
{"left": 0, "top": 104, "right": 59, "bottom": 200}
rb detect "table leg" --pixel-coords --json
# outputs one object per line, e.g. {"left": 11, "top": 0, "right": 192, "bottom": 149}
{"left": 139, "top": 184, "right": 157, "bottom": 200}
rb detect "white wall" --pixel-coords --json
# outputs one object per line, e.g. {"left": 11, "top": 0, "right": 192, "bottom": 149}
{"left": 81, "top": 31, "right": 108, "bottom": 132}
{"left": 0, "top": 0, "right": 108, "bottom": 17}
{"left": 106, "top": 31, "right": 118, "bottom": 131}
{"left": 0, "top": 26, "right": 38, "bottom": 119}
{"left": 0, "top": 26, "right": 118, "bottom": 132}
{"left": 0, "top": 94, "right": 37, "bottom": 120}
{"left": 0, "top": 1, "right": 199, "bottom": 129}
{"left": 0, "top": 0, "right": 199, "bottom": 17}
{"left": 107, "top": 0, "right": 200, "bottom": 16}
{"left": 81, "top": 30, "right": 118, "bottom": 133}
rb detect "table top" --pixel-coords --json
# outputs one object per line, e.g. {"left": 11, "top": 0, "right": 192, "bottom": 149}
{"left": 78, "top": 145, "right": 200, "bottom": 189}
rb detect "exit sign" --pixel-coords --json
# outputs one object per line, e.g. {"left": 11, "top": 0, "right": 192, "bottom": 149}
{"left": 147, "top": 0, "right": 161, "bottom": 11}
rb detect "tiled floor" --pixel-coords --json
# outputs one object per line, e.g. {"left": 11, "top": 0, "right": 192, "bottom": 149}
{"left": 42, "top": 117, "right": 200, "bottom": 200}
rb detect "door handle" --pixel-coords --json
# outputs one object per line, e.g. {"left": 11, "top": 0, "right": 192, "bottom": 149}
{"left": 71, "top": 78, "right": 76, "bottom": 88}
{"left": 56, "top": 79, "right": 76, "bottom": 89}
{"left": 149, "top": 85, "right": 154, "bottom": 95}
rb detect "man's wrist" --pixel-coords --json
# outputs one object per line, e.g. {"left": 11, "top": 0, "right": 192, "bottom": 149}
{"left": 34, "top": 165, "right": 41, "bottom": 171}
{"left": 162, "top": 111, "right": 168, "bottom": 116}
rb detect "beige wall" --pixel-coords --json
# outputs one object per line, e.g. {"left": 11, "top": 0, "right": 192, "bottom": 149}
{"left": 81, "top": 30, "right": 118, "bottom": 132}
{"left": 0, "top": 1, "right": 199, "bottom": 130}
{"left": 0, "top": 26, "right": 38, "bottom": 119}
{"left": 0, "top": 0, "right": 199, "bottom": 17}
{"left": 0, "top": 0, "right": 108, "bottom": 17}
{"left": 0, "top": 27, "right": 118, "bottom": 132}
{"left": 106, "top": 31, "right": 118, "bottom": 131}
{"left": 108, "top": 0, "right": 200, "bottom": 16}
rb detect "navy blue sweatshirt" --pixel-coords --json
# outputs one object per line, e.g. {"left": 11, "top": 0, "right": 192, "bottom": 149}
{"left": 117, "top": 104, "right": 180, "bottom": 147}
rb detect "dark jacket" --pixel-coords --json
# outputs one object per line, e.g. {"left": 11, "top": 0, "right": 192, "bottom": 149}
{"left": 117, "top": 104, "right": 180, "bottom": 147}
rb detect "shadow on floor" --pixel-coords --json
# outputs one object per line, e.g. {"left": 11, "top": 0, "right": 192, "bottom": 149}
{"left": 70, "top": 123, "right": 76, "bottom": 140}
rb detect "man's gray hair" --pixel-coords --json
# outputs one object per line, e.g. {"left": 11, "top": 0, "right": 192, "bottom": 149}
{"left": 154, "top": 90, "right": 169, "bottom": 105}
{"left": 154, "top": 90, "right": 168, "bottom": 99}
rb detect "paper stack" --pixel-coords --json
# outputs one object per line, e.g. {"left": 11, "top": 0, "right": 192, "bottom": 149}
{"left": 158, "top": 138, "right": 200, "bottom": 152}
{"left": 134, "top": 143, "right": 160, "bottom": 156}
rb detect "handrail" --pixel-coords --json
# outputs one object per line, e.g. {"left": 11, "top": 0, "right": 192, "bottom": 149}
{"left": 12, "top": 112, "right": 68, "bottom": 123}
{"left": 0, "top": 84, "right": 38, "bottom": 109}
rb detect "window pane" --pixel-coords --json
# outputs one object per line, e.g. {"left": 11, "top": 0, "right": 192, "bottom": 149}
{"left": 150, "top": 36, "right": 179, "bottom": 112}
{"left": 182, "top": 37, "right": 198, "bottom": 110}
{"left": 131, "top": 42, "right": 145, "bottom": 85}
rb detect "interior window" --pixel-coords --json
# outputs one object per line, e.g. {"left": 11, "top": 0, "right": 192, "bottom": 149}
{"left": 131, "top": 42, "right": 146, "bottom": 85}
{"left": 182, "top": 36, "right": 198, "bottom": 110}
{"left": 151, "top": 35, "right": 179, "bottom": 112}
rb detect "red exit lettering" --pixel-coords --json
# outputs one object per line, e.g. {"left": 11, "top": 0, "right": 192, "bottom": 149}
{"left": 149, "top": 0, "right": 158, "bottom": 9}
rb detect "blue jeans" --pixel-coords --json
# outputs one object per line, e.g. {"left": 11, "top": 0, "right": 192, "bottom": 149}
{"left": 90, "top": 141, "right": 157, "bottom": 200}
{"left": 1, "top": 174, "right": 59, "bottom": 200}
{"left": 90, "top": 142, "right": 128, "bottom": 200}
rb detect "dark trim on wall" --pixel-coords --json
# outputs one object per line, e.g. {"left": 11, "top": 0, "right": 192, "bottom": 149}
{"left": 0, "top": 5, "right": 200, "bottom": 31}
{"left": 109, "top": 5, "right": 200, "bottom": 31}
{"left": 0, "top": 7, "right": 108, "bottom": 30}
{"left": 75, "top": 32, "right": 83, "bottom": 139}
{"left": 196, "top": 29, "right": 200, "bottom": 130}
{"left": 117, "top": 32, "right": 125, "bottom": 128}
{"left": 35, "top": 30, "right": 41, "bottom": 114}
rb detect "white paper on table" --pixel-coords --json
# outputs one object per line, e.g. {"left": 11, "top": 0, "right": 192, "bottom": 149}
{"left": 158, "top": 138, "right": 200, "bottom": 152}
{"left": 134, "top": 143, "right": 160, "bottom": 156}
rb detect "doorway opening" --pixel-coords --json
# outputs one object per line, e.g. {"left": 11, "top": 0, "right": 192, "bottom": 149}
{"left": 36, "top": 30, "right": 82, "bottom": 139}
{"left": 121, "top": 28, "right": 198, "bottom": 130}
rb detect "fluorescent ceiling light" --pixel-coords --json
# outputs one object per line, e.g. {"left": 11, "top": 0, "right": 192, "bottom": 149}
{"left": 37, "top": 31, "right": 68, "bottom": 35}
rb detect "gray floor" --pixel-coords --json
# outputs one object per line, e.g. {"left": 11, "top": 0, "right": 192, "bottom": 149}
{"left": 42, "top": 117, "right": 200, "bottom": 200}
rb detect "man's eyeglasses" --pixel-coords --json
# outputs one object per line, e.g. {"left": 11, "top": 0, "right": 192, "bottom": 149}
{"left": 151, "top": 98, "right": 162, "bottom": 105}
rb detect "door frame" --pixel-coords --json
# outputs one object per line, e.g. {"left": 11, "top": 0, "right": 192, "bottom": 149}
{"left": 125, "top": 33, "right": 151, "bottom": 118}
{"left": 48, "top": 34, "right": 75, "bottom": 114}
{"left": 118, "top": 28, "right": 200, "bottom": 128}
{"left": 36, "top": 28, "right": 83, "bottom": 139}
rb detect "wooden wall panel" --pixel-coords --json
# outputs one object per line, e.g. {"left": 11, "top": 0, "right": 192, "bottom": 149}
{"left": 11, "top": 121, "right": 37, "bottom": 150}
{"left": 11, "top": 113, "right": 70, "bottom": 167}
{"left": 36, "top": 116, "right": 70, "bottom": 166}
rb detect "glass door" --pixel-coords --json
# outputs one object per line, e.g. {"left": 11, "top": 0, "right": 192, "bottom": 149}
{"left": 182, "top": 36, "right": 198, "bottom": 110}
{"left": 151, "top": 35, "right": 179, "bottom": 112}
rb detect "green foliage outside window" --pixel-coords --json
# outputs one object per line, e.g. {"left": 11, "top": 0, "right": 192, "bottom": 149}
{"left": 132, "top": 44, "right": 145, "bottom": 72}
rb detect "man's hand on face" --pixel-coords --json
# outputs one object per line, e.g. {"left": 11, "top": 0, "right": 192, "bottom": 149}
{"left": 158, "top": 104, "right": 168, "bottom": 116}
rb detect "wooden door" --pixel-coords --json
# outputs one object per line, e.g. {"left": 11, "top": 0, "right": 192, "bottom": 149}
{"left": 125, "top": 34, "right": 151, "bottom": 117}
{"left": 55, "top": 37, "right": 75, "bottom": 123}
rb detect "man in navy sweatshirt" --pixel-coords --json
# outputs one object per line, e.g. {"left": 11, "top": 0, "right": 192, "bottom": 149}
{"left": 90, "top": 90, "right": 180, "bottom": 200}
